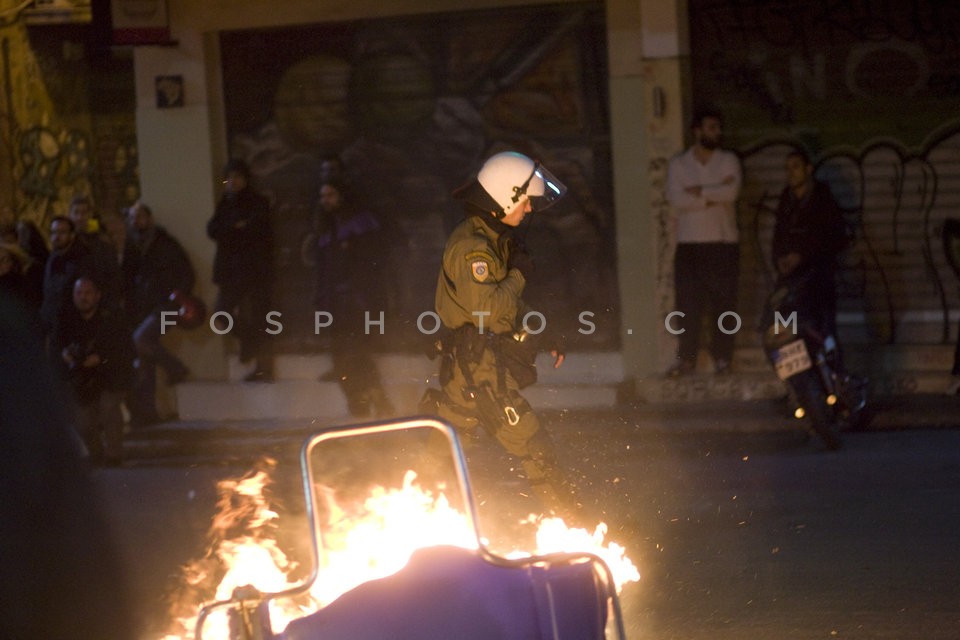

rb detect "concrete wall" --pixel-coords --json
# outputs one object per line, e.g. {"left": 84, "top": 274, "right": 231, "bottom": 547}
{"left": 606, "top": 0, "right": 689, "bottom": 390}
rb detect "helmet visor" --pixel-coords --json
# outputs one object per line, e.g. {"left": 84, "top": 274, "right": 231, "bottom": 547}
{"left": 527, "top": 164, "right": 567, "bottom": 211}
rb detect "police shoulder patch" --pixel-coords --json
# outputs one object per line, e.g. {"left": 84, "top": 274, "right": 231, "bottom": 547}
{"left": 465, "top": 250, "right": 495, "bottom": 282}
{"left": 471, "top": 259, "right": 489, "bottom": 281}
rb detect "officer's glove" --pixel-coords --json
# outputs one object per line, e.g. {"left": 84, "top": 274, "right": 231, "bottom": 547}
{"left": 547, "top": 333, "right": 566, "bottom": 369}
{"left": 507, "top": 238, "right": 534, "bottom": 278}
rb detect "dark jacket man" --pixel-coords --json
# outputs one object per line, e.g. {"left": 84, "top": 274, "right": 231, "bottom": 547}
{"left": 41, "top": 216, "right": 92, "bottom": 335}
{"left": 52, "top": 278, "right": 134, "bottom": 404}
{"left": 206, "top": 158, "right": 275, "bottom": 381}
{"left": 772, "top": 150, "right": 849, "bottom": 339}
{"left": 207, "top": 167, "right": 273, "bottom": 291}
{"left": 130, "top": 221, "right": 195, "bottom": 325}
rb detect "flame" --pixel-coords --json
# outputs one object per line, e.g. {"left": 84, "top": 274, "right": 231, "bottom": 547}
{"left": 158, "top": 463, "right": 639, "bottom": 639}
{"left": 157, "top": 459, "right": 308, "bottom": 639}
{"left": 305, "top": 470, "right": 477, "bottom": 608}
{"left": 519, "top": 515, "right": 641, "bottom": 591}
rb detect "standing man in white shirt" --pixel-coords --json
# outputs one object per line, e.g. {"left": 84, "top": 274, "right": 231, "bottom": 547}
{"left": 665, "top": 106, "right": 742, "bottom": 376}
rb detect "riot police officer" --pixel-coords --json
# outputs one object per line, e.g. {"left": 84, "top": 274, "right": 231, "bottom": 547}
{"left": 422, "top": 151, "right": 577, "bottom": 518}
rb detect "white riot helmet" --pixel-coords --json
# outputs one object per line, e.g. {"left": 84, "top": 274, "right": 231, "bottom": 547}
{"left": 462, "top": 151, "right": 567, "bottom": 218}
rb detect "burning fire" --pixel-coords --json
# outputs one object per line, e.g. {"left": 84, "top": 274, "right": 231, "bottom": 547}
{"left": 516, "top": 515, "right": 641, "bottom": 589}
{"left": 306, "top": 469, "right": 477, "bottom": 608}
{"left": 159, "top": 459, "right": 639, "bottom": 639}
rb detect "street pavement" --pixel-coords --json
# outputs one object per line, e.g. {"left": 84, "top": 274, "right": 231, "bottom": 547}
{"left": 99, "top": 392, "right": 960, "bottom": 639}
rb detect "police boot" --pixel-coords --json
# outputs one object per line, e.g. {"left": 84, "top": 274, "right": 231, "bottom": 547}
{"left": 418, "top": 388, "right": 445, "bottom": 414}
{"left": 521, "top": 457, "right": 584, "bottom": 525}
{"left": 369, "top": 387, "right": 395, "bottom": 418}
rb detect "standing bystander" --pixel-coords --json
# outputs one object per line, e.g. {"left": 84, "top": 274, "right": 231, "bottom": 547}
{"left": 67, "top": 196, "right": 122, "bottom": 311}
{"left": 41, "top": 216, "right": 92, "bottom": 339}
{"left": 665, "top": 106, "right": 742, "bottom": 376}
{"left": 301, "top": 179, "right": 393, "bottom": 417}
{"left": 207, "top": 158, "right": 275, "bottom": 382}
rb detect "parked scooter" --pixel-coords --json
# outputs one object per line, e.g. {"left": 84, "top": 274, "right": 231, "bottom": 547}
{"left": 761, "top": 270, "right": 869, "bottom": 449}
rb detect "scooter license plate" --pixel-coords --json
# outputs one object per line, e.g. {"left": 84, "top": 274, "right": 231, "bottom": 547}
{"left": 773, "top": 339, "right": 812, "bottom": 380}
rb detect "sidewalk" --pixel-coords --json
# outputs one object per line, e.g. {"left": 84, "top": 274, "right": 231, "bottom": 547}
{"left": 124, "top": 392, "right": 960, "bottom": 464}
{"left": 173, "top": 347, "right": 958, "bottom": 422}
{"left": 604, "top": 393, "right": 960, "bottom": 432}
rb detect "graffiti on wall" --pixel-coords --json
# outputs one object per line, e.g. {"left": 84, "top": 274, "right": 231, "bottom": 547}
{"left": 681, "top": 0, "right": 960, "bottom": 347}
{"left": 737, "top": 126, "right": 960, "bottom": 346}
{"left": 219, "top": 2, "right": 618, "bottom": 352}
{"left": 690, "top": 0, "right": 960, "bottom": 147}
{"left": 0, "top": 18, "right": 137, "bottom": 234}
{"left": 15, "top": 125, "right": 93, "bottom": 227}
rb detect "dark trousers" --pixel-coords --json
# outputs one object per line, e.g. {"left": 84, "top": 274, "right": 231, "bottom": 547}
{"left": 130, "top": 313, "right": 189, "bottom": 423}
{"left": 215, "top": 283, "right": 273, "bottom": 371}
{"left": 329, "top": 301, "right": 391, "bottom": 416}
{"left": 74, "top": 389, "right": 125, "bottom": 462}
{"left": 788, "top": 263, "right": 838, "bottom": 341}
{"left": 673, "top": 242, "right": 740, "bottom": 365}
{"left": 331, "top": 327, "right": 385, "bottom": 416}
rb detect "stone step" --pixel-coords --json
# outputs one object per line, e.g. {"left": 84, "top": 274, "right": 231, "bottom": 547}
{"left": 843, "top": 344, "right": 954, "bottom": 372}
{"left": 225, "top": 351, "right": 625, "bottom": 385}
{"left": 638, "top": 369, "right": 954, "bottom": 404}
{"left": 179, "top": 351, "right": 625, "bottom": 421}
{"left": 730, "top": 344, "right": 955, "bottom": 374}
{"left": 174, "top": 379, "right": 628, "bottom": 422}
{"left": 175, "top": 346, "right": 957, "bottom": 421}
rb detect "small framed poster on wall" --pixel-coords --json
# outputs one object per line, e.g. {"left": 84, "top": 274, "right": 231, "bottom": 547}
{"left": 155, "top": 75, "right": 184, "bottom": 108}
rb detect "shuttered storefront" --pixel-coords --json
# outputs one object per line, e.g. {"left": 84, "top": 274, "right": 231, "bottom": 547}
{"left": 689, "top": 0, "right": 960, "bottom": 348}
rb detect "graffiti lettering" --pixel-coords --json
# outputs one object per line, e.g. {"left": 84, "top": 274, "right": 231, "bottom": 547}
{"left": 845, "top": 40, "right": 929, "bottom": 98}
{"left": 692, "top": 0, "right": 960, "bottom": 54}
